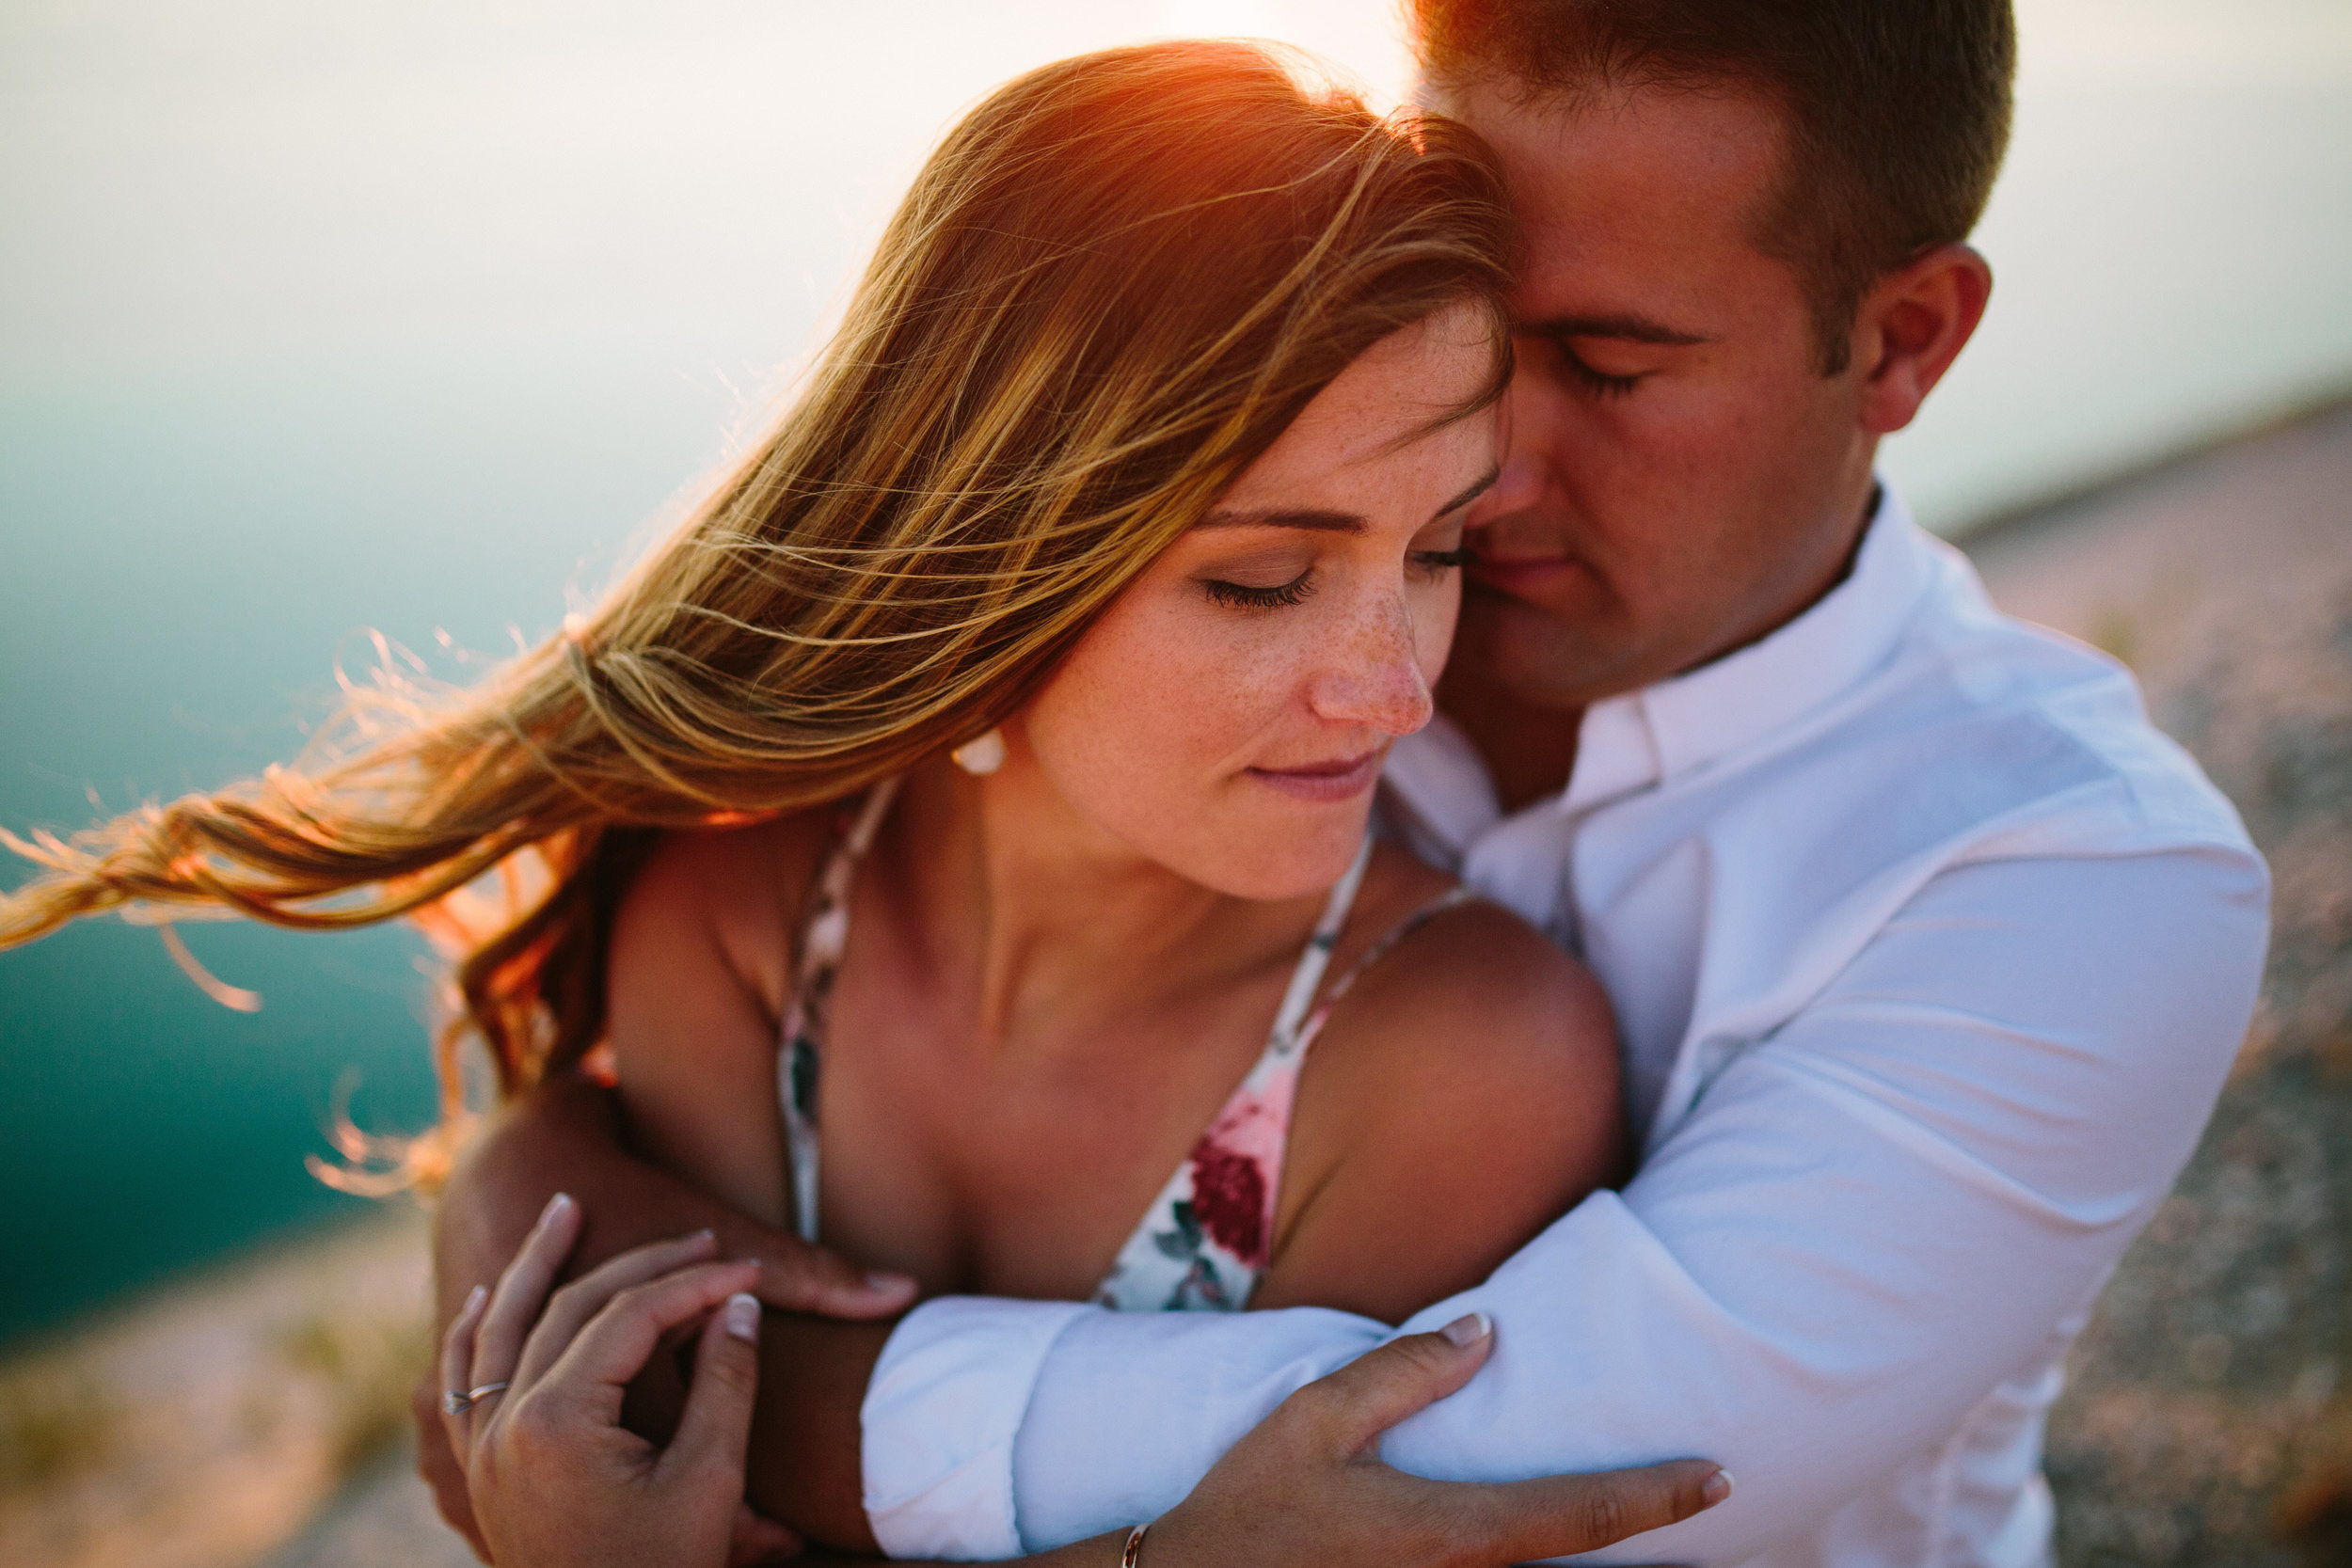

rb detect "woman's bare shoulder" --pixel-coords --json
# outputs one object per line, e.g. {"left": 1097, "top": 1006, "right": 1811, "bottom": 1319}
{"left": 612, "top": 809, "right": 836, "bottom": 1016}
{"left": 603, "top": 809, "right": 837, "bottom": 1227}
{"left": 1322, "top": 879, "right": 1618, "bottom": 1132}
{"left": 1331, "top": 841, "right": 1614, "bottom": 1085}
{"left": 1263, "top": 848, "right": 1624, "bottom": 1321}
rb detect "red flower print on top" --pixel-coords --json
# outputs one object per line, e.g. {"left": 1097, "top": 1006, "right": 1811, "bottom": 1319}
{"left": 1187, "top": 1139, "right": 1270, "bottom": 1267}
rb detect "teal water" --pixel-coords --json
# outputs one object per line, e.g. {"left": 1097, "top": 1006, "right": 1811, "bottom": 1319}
{"left": 0, "top": 363, "right": 718, "bottom": 1345}
{"left": 2, "top": 0, "right": 2348, "bottom": 1348}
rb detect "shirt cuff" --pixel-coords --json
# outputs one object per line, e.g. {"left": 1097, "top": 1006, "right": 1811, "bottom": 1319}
{"left": 862, "top": 1295, "right": 1091, "bottom": 1560}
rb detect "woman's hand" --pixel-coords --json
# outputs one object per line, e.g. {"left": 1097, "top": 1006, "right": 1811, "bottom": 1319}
{"left": 416, "top": 1070, "right": 911, "bottom": 1561}
{"left": 439, "top": 1192, "right": 784, "bottom": 1568}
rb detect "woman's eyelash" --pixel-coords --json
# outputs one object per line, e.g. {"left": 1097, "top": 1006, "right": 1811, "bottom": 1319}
{"left": 1205, "top": 572, "right": 1313, "bottom": 609}
{"left": 1207, "top": 551, "right": 1464, "bottom": 606}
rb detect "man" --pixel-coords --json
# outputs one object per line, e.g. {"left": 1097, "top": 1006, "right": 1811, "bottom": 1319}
{"left": 421, "top": 2, "right": 2270, "bottom": 1562}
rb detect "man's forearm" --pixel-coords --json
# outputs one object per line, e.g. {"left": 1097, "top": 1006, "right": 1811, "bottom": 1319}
{"left": 746, "top": 1313, "right": 893, "bottom": 1550}
{"left": 429, "top": 1073, "right": 893, "bottom": 1550}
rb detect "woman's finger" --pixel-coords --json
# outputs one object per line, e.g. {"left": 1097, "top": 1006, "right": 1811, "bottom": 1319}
{"left": 510, "top": 1229, "right": 722, "bottom": 1393}
{"left": 663, "top": 1291, "right": 762, "bottom": 1486}
{"left": 534, "top": 1260, "right": 761, "bottom": 1418}
{"left": 469, "top": 1191, "right": 581, "bottom": 1395}
{"left": 437, "top": 1282, "right": 490, "bottom": 1462}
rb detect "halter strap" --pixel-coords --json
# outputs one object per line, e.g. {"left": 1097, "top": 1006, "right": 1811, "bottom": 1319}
{"left": 779, "top": 777, "right": 899, "bottom": 1242}
{"left": 1293, "top": 884, "right": 1477, "bottom": 1053}
{"left": 1262, "top": 836, "right": 1376, "bottom": 1053}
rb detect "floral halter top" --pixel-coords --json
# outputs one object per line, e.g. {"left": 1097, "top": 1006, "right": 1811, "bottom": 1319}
{"left": 777, "top": 777, "right": 1471, "bottom": 1311}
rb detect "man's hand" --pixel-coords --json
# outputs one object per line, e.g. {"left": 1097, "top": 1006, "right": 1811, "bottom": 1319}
{"left": 414, "top": 1070, "right": 916, "bottom": 1561}
{"left": 1145, "top": 1311, "right": 1727, "bottom": 1566}
{"left": 797, "top": 1312, "right": 1726, "bottom": 1568}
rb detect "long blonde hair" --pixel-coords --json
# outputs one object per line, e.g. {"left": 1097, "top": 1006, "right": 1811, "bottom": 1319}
{"left": 1, "top": 41, "right": 1515, "bottom": 1142}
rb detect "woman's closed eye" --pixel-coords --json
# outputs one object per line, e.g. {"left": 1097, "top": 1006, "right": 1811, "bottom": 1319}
{"left": 1204, "top": 569, "right": 1315, "bottom": 610}
{"left": 1202, "top": 545, "right": 1466, "bottom": 610}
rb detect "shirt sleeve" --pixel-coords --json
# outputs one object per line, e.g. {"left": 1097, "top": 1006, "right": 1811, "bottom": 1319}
{"left": 861, "top": 846, "right": 2269, "bottom": 1562}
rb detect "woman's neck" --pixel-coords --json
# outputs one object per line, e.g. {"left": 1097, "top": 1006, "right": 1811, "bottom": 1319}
{"left": 879, "top": 758, "right": 1321, "bottom": 1058}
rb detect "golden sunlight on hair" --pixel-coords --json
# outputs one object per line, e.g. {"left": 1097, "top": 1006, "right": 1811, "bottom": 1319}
{"left": 0, "top": 40, "right": 1515, "bottom": 1174}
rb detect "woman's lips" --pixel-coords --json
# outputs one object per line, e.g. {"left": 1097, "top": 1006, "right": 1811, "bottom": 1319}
{"left": 1247, "top": 751, "right": 1384, "bottom": 803}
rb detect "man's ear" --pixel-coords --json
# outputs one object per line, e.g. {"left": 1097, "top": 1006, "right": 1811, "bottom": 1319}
{"left": 1851, "top": 243, "right": 1993, "bottom": 436}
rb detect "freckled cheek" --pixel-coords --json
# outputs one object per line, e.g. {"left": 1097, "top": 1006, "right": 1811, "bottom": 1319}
{"left": 1411, "top": 579, "right": 1463, "bottom": 686}
{"left": 1126, "top": 604, "right": 1310, "bottom": 769}
{"left": 1029, "top": 596, "right": 1309, "bottom": 795}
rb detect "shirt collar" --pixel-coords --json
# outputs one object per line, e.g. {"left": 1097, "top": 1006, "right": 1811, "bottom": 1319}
{"left": 1623, "top": 483, "right": 1936, "bottom": 791}
{"left": 1386, "top": 480, "right": 1940, "bottom": 847}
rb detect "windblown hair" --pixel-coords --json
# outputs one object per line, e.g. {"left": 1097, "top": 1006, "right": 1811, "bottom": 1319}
{"left": 0, "top": 40, "right": 1516, "bottom": 1165}
{"left": 1414, "top": 0, "right": 2015, "bottom": 372}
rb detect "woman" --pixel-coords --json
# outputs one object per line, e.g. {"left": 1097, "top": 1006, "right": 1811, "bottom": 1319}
{"left": 1, "top": 40, "right": 1629, "bottom": 1560}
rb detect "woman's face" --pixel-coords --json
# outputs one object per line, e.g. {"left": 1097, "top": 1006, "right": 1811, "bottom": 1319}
{"left": 1013, "top": 303, "right": 1502, "bottom": 900}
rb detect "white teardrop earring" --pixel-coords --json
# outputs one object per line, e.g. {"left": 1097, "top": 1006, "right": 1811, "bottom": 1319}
{"left": 951, "top": 728, "right": 1007, "bottom": 776}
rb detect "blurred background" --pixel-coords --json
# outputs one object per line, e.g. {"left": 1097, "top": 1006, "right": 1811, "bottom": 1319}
{"left": 1, "top": 1, "right": 2346, "bottom": 1563}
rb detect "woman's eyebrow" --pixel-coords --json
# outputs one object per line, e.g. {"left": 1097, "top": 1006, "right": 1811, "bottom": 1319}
{"left": 1195, "top": 507, "right": 1365, "bottom": 533}
{"left": 1196, "top": 467, "right": 1500, "bottom": 534}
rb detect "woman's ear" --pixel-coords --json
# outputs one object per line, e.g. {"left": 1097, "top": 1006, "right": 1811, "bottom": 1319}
{"left": 1851, "top": 243, "right": 1994, "bottom": 436}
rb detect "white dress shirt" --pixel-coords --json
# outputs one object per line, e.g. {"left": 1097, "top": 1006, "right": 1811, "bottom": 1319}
{"left": 860, "top": 489, "right": 2270, "bottom": 1567}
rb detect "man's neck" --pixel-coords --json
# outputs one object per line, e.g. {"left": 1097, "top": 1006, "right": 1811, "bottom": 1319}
{"left": 1439, "top": 483, "right": 1884, "bottom": 814}
{"left": 1437, "top": 671, "right": 1583, "bottom": 815}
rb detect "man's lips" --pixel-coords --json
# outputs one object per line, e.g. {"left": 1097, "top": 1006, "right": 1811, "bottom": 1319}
{"left": 1247, "top": 750, "right": 1384, "bottom": 803}
{"left": 1465, "top": 552, "right": 1581, "bottom": 601}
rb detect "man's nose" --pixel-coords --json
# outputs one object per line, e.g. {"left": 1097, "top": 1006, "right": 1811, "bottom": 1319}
{"left": 1467, "top": 451, "right": 1548, "bottom": 532}
{"left": 1306, "top": 594, "right": 1435, "bottom": 736}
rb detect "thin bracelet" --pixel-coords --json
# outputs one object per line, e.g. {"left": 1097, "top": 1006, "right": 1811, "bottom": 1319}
{"left": 1120, "top": 1522, "right": 1150, "bottom": 1567}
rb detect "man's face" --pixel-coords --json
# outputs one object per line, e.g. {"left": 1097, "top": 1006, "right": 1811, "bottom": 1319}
{"left": 1443, "top": 79, "right": 1883, "bottom": 711}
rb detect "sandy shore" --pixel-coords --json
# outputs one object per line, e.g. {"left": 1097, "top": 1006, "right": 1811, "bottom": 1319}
{"left": 3, "top": 399, "right": 2346, "bottom": 1568}
{"left": 0, "top": 1206, "right": 463, "bottom": 1568}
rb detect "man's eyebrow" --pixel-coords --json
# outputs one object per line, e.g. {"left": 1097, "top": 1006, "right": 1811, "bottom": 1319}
{"left": 1194, "top": 508, "right": 1365, "bottom": 533}
{"left": 1515, "top": 312, "right": 1713, "bottom": 347}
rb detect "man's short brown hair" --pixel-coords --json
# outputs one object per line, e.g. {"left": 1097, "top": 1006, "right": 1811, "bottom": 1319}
{"left": 1413, "top": 0, "right": 2015, "bottom": 372}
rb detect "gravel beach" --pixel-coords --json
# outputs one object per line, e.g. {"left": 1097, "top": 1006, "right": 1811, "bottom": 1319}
{"left": 1967, "top": 397, "right": 2352, "bottom": 1568}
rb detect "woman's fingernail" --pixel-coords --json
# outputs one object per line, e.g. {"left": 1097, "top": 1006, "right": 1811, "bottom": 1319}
{"left": 690, "top": 1227, "right": 717, "bottom": 1245}
{"left": 1440, "top": 1311, "right": 1491, "bottom": 1348}
{"left": 462, "top": 1284, "right": 487, "bottom": 1317}
{"left": 724, "top": 1292, "right": 761, "bottom": 1343}
{"left": 1703, "top": 1468, "right": 1735, "bottom": 1508}
{"left": 538, "top": 1192, "right": 573, "bottom": 1227}
{"left": 866, "top": 1270, "right": 918, "bottom": 1293}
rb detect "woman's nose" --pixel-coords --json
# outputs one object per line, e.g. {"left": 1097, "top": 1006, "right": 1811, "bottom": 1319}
{"left": 1305, "top": 594, "right": 1435, "bottom": 736}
